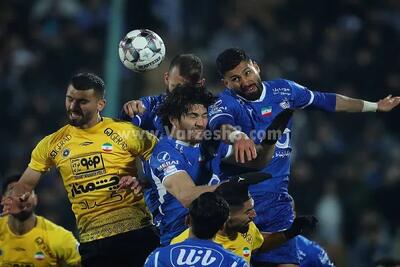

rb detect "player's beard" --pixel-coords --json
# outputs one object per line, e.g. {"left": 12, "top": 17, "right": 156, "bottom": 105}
{"left": 238, "top": 79, "right": 263, "bottom": 101}
{"left": 13, "top": 210, "right": 33, "bottom": 222}
{"left": 67, "top": 110, "right": 90, "bottom": 127}
{"left": 226, "top": 220, "right": 251, "bottom": 235}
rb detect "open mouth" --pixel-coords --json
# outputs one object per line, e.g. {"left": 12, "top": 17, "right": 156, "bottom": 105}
{"left": 69, "top": 112, "right": 82, "bottom": 119}
{"left": 243, "top": 84, "right": 257, "bottom": 94}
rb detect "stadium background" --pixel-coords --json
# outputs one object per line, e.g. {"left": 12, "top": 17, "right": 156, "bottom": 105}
{"left": 1, "top": 0, "right": 399, "bottom": 266}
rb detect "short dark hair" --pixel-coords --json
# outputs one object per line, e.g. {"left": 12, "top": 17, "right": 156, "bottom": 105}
{"left": 2, "top": 174, "right": 21, "bottom": 195}
{"left": 189, "top": 192, "right": 230, "bottom": 239}
{"left": 158, "top": 84, "right": 215, "bottom": 130}
{"left": 216, "top": 48, "right": 251, "bottom": 78}
{"left": 70, "top": 72, "right": 105, "bottom": 97}
{"left": 169, "top": 54, "right": 203, "bottom": 85}
{"left": 215, "top": 181, "right": 251, "bottom": 210}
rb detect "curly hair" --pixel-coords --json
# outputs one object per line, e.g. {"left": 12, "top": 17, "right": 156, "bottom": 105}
{"left": 157, "top": 84, "right": 215, "bottom": 131}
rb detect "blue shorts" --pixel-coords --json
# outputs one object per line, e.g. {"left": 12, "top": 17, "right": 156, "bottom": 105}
{"left": 251, "top": 191, "right": 299, "bottom": 264}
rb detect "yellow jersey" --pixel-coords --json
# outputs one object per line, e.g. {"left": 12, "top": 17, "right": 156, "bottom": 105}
{"left": 0, "top": 215, "right": 80, "bottom": 267}
{"left": 171, "top": 222, "right": 264, "bottom": 265}
{"left": 28, "top": 117, "right": 157, "bottom": 243}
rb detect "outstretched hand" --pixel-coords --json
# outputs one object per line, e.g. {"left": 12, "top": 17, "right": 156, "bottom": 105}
{"left": 122, "top": 100, "right": 146, "bottom": 118}
{"left": 1, "top": 192, "right": 31, "bottom": 217}
{"left": 377, "top": 95, "right": 400, "bottom": 112}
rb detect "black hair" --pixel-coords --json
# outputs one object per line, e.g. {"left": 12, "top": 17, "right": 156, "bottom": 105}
{"left": 216, "top": 48, "right": 251, "bottom": 78}
{"left": 157, "top": 84, "right": 215, "bottom": 130}
{"left": 169, "top": 54, "right": 203, "bottom": 85}
{"left": 214, "top": 181, "right": 251, "bottom": 210}
{"left": 189, "top": 192, "right": 230, "bottom": 239}
{"left": 70, "top": 72, "right": 105, "bottom": 97}
{"left": 2, "top": 174, "right": 21, "bottom": 195}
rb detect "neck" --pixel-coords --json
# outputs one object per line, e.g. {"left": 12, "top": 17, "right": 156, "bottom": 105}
{"left": 218, "top": 227, "right": 238, "bottom": 240}
{"left": 188, "top": 228, "right": 214, "bottom": 242}
{"left": 81, "top": 114, "right": 102, "bottom": 129}
{"left": 169, "top": 129, "right": 190, "bottom": 145}
{"left": 8, "top": 214, "right": 36, "bottom": 235}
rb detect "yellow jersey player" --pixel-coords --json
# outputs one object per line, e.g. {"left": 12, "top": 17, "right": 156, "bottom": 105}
{"left": 172, "top": 179, "right": 317, "bottom": 265}
{"left": 2, "top": 73, "right": 159, "bottom": 267}
{"left": 0, "top": 174, "right": 81, "bottom": 267}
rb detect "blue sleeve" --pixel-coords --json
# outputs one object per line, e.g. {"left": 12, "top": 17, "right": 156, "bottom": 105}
{"left": 140, "top": 94, "right": 163, "bottom": 111}
{"left": 143, "top": 249, "right": 158, "bottom": 267}
{"left": 150, "top": 147, "right": 188, "bottom": 182}
{"left": 288, "top": 80, "right": 336, "bottom": 112}
{"left": 208, "top": 97, "right": 239, "bottom": 131}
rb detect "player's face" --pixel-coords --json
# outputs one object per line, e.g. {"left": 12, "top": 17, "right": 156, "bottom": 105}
{"left": 225, "top": 198, "right": 256, "bottom": 234}
{"left": 170, "top": 104, "right": 208, "bottom": 144}
{"left": 4, "top": 182, "right": 37, "bottom": 221}
{"left": 65, "top": 85, "right": 105, "bottom": 129}
{"left": 223, "top": 60, "right": 263, "bottom": 101}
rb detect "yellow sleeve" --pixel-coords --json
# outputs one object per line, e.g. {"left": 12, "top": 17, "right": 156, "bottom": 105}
{"left": 28, "top": 135, "right": 53, "bottom": 172}
{"left": 251, "top": 222, "right": 264, "bottom": 251}
{"left": 170, "top": 228, "right": 190, "bottom": 244}
{"left": 127, "top": 126, "right": 158, "bottom": 160}
{"left": 52, "top": 226, "right": 81, "bottom": 265}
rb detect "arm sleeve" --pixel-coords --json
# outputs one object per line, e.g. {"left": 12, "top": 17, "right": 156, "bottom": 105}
{"left": 53, "top": 227, "right": 81, "bottom": 265}
{"left": 144, "top": 249, "right": 159, "bottom": 267}
{"left": 289, "top": 80, "right": 336, "bottom": 112}
{"left": 149, "top": 149, "right": 188, "bottom": 184}
{"left": 208, "top": 98, "right": 238, "bottom": 131}
{"left": 28, "top": 135, "right": 53, "bottom": 172}
{"left": 127, "top": 126, "right": 158, "bottom": 160}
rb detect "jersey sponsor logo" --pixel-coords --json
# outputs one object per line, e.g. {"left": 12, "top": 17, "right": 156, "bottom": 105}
{"left": 103, "top": 128, "right": 128, "bottom": 150}
{"left": 272, "top": 87, "right": 291, "bottom": 95}
{"left": 157, "top": 151, "right": 170, "bottom": 162}
{"left": 171, "top": 245, "right": 223, "bottom": 266}
{"left": 62, "top": 148, "right": 70, "bottom": 158}
{"left": 50, "top": 134, "right": 72, "bottom": 159}
{"left": 208, "top": 99, "right": 227, "bottom": 116}
{"left": 70, "top": 153, "right": 106, "bottom": 178}
{"left": 157, "top": 160, "right": 179, "bottom": 175}
{"left": 70, "top": 176, "right": 120, "bottom": 198}
{"left": 279, "top": 98, "right": 290, "bottom": 109}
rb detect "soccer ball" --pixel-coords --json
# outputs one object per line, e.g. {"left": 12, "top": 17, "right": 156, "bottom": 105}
{"left": 118, "top": 29, "right": 166, "bottom": 72}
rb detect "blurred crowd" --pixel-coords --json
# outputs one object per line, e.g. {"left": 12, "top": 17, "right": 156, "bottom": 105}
{"left": 1, "top": 0, "right": 399, "bottom": 266}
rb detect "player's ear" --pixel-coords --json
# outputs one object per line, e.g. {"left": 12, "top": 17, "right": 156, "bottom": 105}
{"left": 32, "top": 191, "right": 38, "bottom": 206}
{"left": 222, "top": 78, "right": 229, "bottom": 88}
{"left": 97, "top": 98, "right": 106, "bottom": 112}
{"left": 163, "top": 72, "right": 169, "bottom": 86}
{"left": 253, "top": 61, "right": 260, "bottom": 74}
{"left": 169, "top": 116, "right": 178, "bottom": 128}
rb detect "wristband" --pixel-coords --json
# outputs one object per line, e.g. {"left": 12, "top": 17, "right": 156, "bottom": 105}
{"left": 362, "top": 101, "right": 378, "bottom": 112}
{"left": 228, "top": 130, "right": 247, "bottom": 143}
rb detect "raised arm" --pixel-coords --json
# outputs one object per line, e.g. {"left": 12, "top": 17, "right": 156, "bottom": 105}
{"left": 163, "top": 171, "right": 219, "bottom": 208}
{"left": 336, "top": 94, "right": 400, "bottom": 112}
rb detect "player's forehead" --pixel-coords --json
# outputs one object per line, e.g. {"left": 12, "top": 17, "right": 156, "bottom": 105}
{"left": 66, "top": 85, "right": 97, "bottom": 99}
{"left": 168, "top": 66, "right": 189, "bottom": 85}
{"left": 224, "top": 60, "right": 253, "bottom": 78}
{"left": 185, "top": 103, "right": 207, "bottom": 115}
